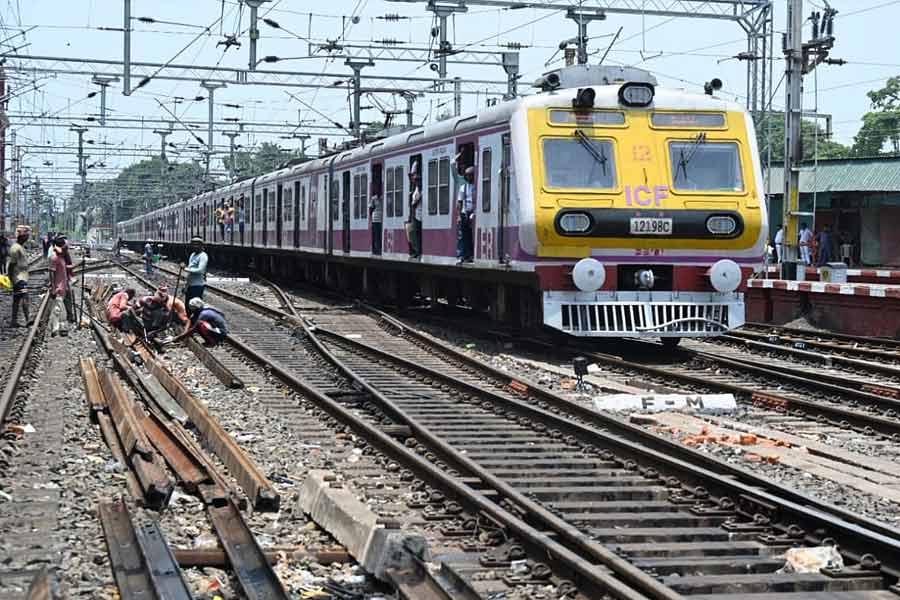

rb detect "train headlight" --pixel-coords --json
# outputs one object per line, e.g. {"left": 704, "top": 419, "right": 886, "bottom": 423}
{"left": 618, "top": 82, "right": 655, "bottom": 107}
{"left": 572, "top": 258, "right": 606, "bottom": 292}
{"left": 706, "top": 215, "right": 737, "bottom": 235}
{"left": 559, "top": 212, "right": 592, "bottom": 234}
{"left": 710, "top": 259, "right": 742, "bottom": 293}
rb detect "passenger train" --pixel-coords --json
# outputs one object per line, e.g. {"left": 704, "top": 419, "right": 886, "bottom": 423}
{"left": 119, "top": 64, "right": 767, "bottom": 344}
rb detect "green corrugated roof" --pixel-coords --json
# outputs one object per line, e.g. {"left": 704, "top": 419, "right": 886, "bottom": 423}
{"left": 764, "top": 156, "right": 900, "bottom": 195}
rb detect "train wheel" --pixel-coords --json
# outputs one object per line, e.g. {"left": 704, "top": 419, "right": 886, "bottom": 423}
{"left": 661, "top": 337, "right": 682, "bottom": 349}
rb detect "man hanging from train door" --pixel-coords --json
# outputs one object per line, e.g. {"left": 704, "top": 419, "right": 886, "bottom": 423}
{"left": 456, "top": 165, "right": 476, "bottom": 264}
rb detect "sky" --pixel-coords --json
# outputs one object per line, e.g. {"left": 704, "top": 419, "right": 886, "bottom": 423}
{"left": 2, "top": 0, "right": 899, "bottom": 198}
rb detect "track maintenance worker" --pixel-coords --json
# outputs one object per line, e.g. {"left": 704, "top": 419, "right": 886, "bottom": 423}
{"left": 184, "top": 237, "right": 208, "bottom": 308}
{"left": 169, "top": 298, "right": 228, "bottom": 347}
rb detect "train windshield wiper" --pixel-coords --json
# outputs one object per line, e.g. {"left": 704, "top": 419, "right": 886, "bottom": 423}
{"left": 574, "top": 129, "right": 608, "bottom": 176}
{"left": 676, "top": 132, "right": 707, "bottom": 181}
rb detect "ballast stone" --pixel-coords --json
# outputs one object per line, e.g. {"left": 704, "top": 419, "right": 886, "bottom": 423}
{"left": 594, "top": 393, "right": 737, "bottom": 414}
{"left": 297, "top": 470, "right": 429, "bottom": 581}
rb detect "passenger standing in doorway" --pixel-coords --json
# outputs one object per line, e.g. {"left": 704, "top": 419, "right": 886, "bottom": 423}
{"left": 456, "top": 165, "right": 476, "bottom": 264}
{"left": 799, "top": 223, "right": 813, "bottom": 265}
{"left": 226, "top": 203, "right": 235, "bottom": 241}
{"left": 408, "top": 164, "right": 422, "bottom": 259}
{"left": 184, "top": 237, "right": 209, "bottom": 309}
{"left": 369, "top": 180, "right": 383, "bottom": 255}
{"left": 7, "top": 226, "right": 31, "bottom": 327}
{"left": 144, "top": 239, "right": 154, "bottom": 274}
{"left": 215, "top": 205, "right": 225, "bottom": 240}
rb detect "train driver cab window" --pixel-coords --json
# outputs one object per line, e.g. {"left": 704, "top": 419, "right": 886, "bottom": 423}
{"left": 543, "top": 137, "right": 616, "bottom": 189}
{"left": 669, "top": 140, "right": 743, "bottom": 192}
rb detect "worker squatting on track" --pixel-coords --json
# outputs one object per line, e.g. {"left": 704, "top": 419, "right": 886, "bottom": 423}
{"left": 168, "top": 298, "right": 228, "bottom": 347}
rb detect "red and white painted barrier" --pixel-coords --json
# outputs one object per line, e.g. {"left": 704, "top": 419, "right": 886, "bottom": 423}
{"left": 748, "top": 278, "right": 900, "bottom": 298}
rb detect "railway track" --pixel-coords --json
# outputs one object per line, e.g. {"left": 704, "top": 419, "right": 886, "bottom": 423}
{"left": 128, "top": 261, "right": 900, "bottom": 599}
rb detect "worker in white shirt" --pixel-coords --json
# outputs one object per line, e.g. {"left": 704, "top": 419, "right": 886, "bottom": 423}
{"left": 799, "top": 223, "right": 813, "bottom": 265}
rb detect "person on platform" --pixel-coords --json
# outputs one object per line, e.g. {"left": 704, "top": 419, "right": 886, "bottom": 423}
{"left": 816, "top": 225, "right": 834, "bottom": 267}
{"left": 169, "top": 298, "right": 228, "bottom": 347}
{"left": 0, "top": 231, "right": 8, "bottom": 275}
{"left": 369, "top": 180, "right": 383, "bottom": 256}
{"left": 48, "top": 238, "right": 70, "bottom": 337}
{"left": 799, "top": 223, "right": 813, "bottom": 265}
{"left": 184, "top": 237, "right": 209, "bottom": 308}
{"left": 456, "top": 165, "right": 476, "bottom": 264}
{"left": 106, "top": 287, "right": 136, "bottom": 332}
{"left": 7, "top": 226, "right": 32, "bottom": 327}
{"left": 143, "top": 240, "right": 154, "bottom": 274}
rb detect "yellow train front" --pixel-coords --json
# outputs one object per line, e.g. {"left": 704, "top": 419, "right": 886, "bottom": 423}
{"left": 514, "top": 66, "right": 767, "bottom": 343}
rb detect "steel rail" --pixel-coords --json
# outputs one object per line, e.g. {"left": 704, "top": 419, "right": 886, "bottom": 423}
{"left": 99, "top": 499, "right": 192, "bottom": 600}
{"left": 313, "top": 320, "right": 900, "bottom": 581}
{"left": 362, "top": 308, "right": 900, "bottom": 551}
{"left": 303, "top": 322, "right": 681, "bottom": 600}
{"left": 0, "top": 291, "right": 52, "bottom": 424}
{"left": 734, "top": 325, "right": 900, "bottom": 363}
{"left": 745, "top": 321, "right": 900, "bottom": 349}
{"left": 224, "top": 331, "right": 656, "bottom": 600}
{"left": 714, "top": 333, "right": 900, "bottom": 380}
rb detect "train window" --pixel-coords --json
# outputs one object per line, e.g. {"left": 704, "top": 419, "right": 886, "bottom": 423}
{"left": 352, "top": 174, "right": 362, "bottom": 219}
{"left": 254, "top": 194, "right": 262, "bottom": 222}
{"left": 385, "top": 168, "right": 395, "bottom": 217}
{"left": 427, "top": 160, "right": 438, "bottom": 216}
{"left": 359, "top": 174, "right": 368, "bottom": 221}
{"left": 438, "top": 158, "right": 450, "bottom": 215}
{"left": 393, "top": 167, "right": 404, "bottom": 218}
{"left": 542, "top": 137, "right": 617, "bottom": 190}
{"left": 331, "top": 179, "right": 340, "bottom": 222}
{"left": 669, "top": 140, "right": 743, "bottom": 192}
{"left": 284, "top": 187, "right": 293, "bottom": 222}
{"left": 549, "top": 110, "right": 625, "bottom": 126}
{"left": 652, "top": 112, "right": 726, "bottom": 128}
{"left": 481, "top": 148, "right": 492, "bottom": 213}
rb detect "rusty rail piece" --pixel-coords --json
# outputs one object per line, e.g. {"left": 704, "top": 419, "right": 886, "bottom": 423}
{"left": 99, "top": 500, "right": 192, "bottom": 600}
{"left": 97, "top": 369, "right": 174, "bottom": 509}
{"left": 86, "top": 317, "right": 289, "bottom": 599}
{"left": 174, "top": 545, "right": 350, "bottom": 568}
{"left": 364, "top": 310, "right": 900, "bottom": 571}
{"left": 138, "top": 347, "right": 280, "bottom": 511}
{"left": 0, "top": 290, "right": 52, "bottom": 425}
{"left": 185, "top": 336, "right": 244, "bottom": 388}
{"left": 224, "top": 333, "right": 653, "bottom": 600}
{"left": 24, "top": 567, "right": 61, "bottom": 600}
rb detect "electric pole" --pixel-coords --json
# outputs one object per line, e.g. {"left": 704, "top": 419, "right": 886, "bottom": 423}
{"left": 781, "top": 0, "right": 837, "bottom": 279}
{"left": 91, "top": 75, "right": 119, "bottom": 125}
{"left": 153, "top": 125, "right": 173, "bottom": 210}
{"left": 346, "top": 58, "right": 374, "bottom": 140}
{"left": 69, "top": 126, "right": 88, "bottom": 235}
{"left": 245, "top": 0, "right": 271, "bottom": 72}
{"left": 200, "top": 81, "right": 226, "bottom": 186}
{"left": 222, "top": 130, "right": 240, "bottom": 181}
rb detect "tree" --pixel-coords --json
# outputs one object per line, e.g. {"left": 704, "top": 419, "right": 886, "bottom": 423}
{"left": 755, "top": 113, "right": 850, "bottom": 163}
{"left": 222, "top": 142, "right": 306, "bottom": 179}
{"left": 852, "top": 76, "right": 900, "bottom": 156}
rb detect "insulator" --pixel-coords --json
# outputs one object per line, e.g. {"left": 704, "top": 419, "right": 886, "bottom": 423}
{"left": 378, "top": 13, "right": 404, "bottom": 21}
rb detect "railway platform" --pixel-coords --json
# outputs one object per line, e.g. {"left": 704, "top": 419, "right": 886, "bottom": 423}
{"left": 746, "top": 277, "right": 900, "bottom": 337}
